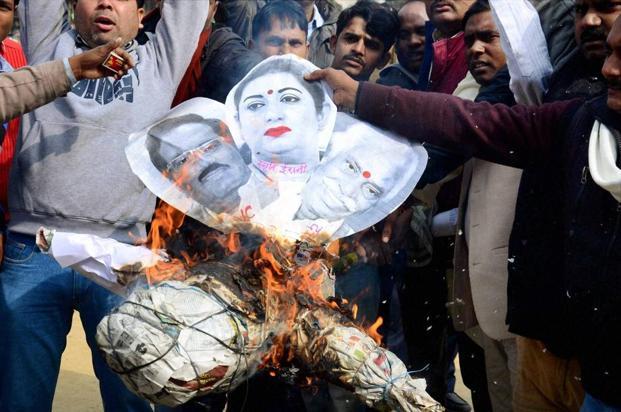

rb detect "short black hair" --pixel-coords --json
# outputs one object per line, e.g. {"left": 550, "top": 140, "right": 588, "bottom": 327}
{"left": 251, "top": 0, "right": 308, "bottom": 41}
{"left": 335, "top": 0, "right": 399, "bottom": 54}
{"left": 462, "top": 0, "right": 491, "bottom": 30}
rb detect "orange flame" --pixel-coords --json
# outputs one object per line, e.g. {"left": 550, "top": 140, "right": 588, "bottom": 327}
{"left": 142, "top": 184, "right": 379, "bottom": 372}
{"left": 367, "top": 317, "right": 384, "bottom": 345}
{"left": 145, "top": 202, "right": 186, "bottom": 284}
{"left": 227, "top": 232, "right": 241, "bottom": 253}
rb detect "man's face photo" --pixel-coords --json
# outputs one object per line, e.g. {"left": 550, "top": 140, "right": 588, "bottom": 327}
{"left": 147, "top": 115, "right": 251, "bottom": 214}
{"left": 298, "top": 146, "right": 399, "bottom": 222}
{"left": 331, "top": 16, "right": 387, "bottom": 80}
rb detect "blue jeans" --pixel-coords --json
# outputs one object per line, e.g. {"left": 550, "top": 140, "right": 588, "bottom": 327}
{"left": 581, "top": 394, "right": 621, "bottom": 412}
{"left": 0, "top": 233, "right": 152, "bottom": 412}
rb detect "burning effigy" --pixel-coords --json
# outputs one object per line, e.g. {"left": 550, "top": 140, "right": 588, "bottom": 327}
{"left": 38, "top": 55, "right": 439, "bottom": 411}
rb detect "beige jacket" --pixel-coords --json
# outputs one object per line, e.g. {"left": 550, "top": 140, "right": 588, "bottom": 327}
{"left": 0, "top": 60, "right": 71, "bottom": 123}
{"left": 451, "top": 159, "right": 521, "bottom": 341}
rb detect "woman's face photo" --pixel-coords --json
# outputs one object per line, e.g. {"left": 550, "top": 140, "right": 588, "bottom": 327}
{"left": 237, "top": 72, "right": 320, "bottom": 165}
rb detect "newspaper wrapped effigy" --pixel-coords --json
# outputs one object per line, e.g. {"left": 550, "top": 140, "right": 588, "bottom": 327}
{"left": 38, "top": 229, "right": 441, "bottom": 411}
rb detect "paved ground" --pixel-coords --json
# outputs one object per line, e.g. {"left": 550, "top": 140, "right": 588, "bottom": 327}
{"left": 53, "top": 312, "right": 472, "bottom": 411}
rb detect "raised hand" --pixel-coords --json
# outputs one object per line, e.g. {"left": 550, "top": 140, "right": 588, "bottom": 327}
{"left": 68, "top": 38, "right": 135, "bottom": 81}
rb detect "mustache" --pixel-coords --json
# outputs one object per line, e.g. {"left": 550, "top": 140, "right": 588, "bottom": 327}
{"left": 344, "top": 54, "right": 365, "bottom": 66}
{"left": 431, "top": 0, "right": 455, "bottom": 9}
{"left": 607, "top": 79, "right": 621, "bottom": 90}
{"left": 581, "top": 27, "right": 607, "bottom": 44}
{"left": 198, "top": 162, "right": 228, "bottom": 182}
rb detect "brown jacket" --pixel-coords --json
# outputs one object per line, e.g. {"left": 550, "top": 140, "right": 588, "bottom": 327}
{"left": 308, "top": 0, "right": 342, "bottom": 69}
{"left": 451, "top": 159, "right": 521, "bottom": 341}
{"left": 0, "top": 60, "right": 71, "bottom": 123}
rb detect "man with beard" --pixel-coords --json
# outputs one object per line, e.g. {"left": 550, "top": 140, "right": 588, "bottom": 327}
{"left": 146, "top": 115, "right": 251, "bottom": 215}
{"left": 307, "top": 10, "right": 621, "bottom": 411}
{"left": 491, "top": 1, "right": 621, "bottom": 411}
{"left": 543, "top": 0, "right": 619, "bottom": 103}
{"left": 451, "top": 2, "right": 519, "bottom": 410}
{"left": 378, "top": 0, "right": 429, "bottom": 89}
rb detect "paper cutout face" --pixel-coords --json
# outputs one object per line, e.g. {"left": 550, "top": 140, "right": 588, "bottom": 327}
{"left": 226, "top": 55, "right": 336, "bottom": 181}
{"left": 297, "top": 144, "right": 404, "bottom": 221}
{"left": 236, "top": 72, "right": 322, "bottom": 166}
{"left": 145, "top": 114, "right": 250, "bottom": 214}
{"left": 126, "top": 55, "right": 427, "bottom": 244}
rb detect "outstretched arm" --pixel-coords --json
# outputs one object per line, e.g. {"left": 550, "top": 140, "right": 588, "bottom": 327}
{"left": 306, "top": 69, "right": 580, "bottom": 169}
{"left": 0, "top": 39, "right": 134, "bottom": 123}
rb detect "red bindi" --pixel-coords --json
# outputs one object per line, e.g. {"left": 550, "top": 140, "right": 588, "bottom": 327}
{"left": 362, "top": 171, "right": 371, "bottom": 179}
{"left": 267, "top": 89, "right": 274, "bottom": 95}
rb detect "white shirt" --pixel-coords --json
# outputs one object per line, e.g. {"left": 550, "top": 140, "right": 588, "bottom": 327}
{"left": 308, "top": 4, "right": 324, "bottom": 40}
{"left": 489, "top": 0, "right": 553, "bottom": 105}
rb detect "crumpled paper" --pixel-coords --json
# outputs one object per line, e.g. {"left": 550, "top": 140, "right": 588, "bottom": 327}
{"left": 292, "top": 307, "right": 440, "bottom": 411}
{"left": 96, "top": 281, "right": 267, "bottom": 406}
{"left": 40, "top": 228, "right": 442, "bottom": 411}
{"left": 36, "top": 227, "right": 165, "bottom": 294}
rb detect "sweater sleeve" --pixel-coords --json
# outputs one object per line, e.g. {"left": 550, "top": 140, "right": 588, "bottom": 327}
{"left": 355, "top": 82, "right": 580, "bottom": 168}
{"left": 0, "top": 60, "right": 71, "bottom": 123}
{"left": 145, "top": 0, "right": 211, "bottom": 91}
{"left": 18, "top": 0, "right": 70, "bottom": 64}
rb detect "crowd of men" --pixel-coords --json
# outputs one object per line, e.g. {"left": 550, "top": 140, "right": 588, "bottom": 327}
{"left": 0, "top": 0, "right": 619, "bottom": 412}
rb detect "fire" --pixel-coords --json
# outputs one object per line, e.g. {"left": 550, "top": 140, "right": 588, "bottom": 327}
{"left": 148, "top": 201, "right": 185, "bottom": 250}
{"left": 226, "top": 232, "right": 240, "bottom": 253}
{"left": 367, "top": 317, "right": 384, "bottom": 345}
{"left": 142, "top": 195, "right": 383, "bottom": 374}
{"left": 145, "top": 201, "right": 186, "bottom": 284}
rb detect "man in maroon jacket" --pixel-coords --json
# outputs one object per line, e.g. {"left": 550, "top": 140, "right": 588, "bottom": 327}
{"left": 306, "top": 13, "right": 621, "bottom": 412}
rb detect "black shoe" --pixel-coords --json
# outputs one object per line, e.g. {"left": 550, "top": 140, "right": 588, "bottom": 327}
{"left": 445, "top": 392, "right": 472, "bottom": 412}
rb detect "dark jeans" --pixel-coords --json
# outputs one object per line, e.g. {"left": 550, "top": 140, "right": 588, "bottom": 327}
{"left": 0, "top": 233, "right": 151, "bottom": 412}
{"left": 333, "top": 262, "right": 381, "bottom": 412}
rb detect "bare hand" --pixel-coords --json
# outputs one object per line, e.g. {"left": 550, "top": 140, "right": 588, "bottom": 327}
{"left": 305, "top": 68, "right": 359, "bottom": 112}
{"left": 69, "top": 38, "right": 134, "bottom": 81}
{"left": 381, "top": 206, "right": 414, "bottom": 246}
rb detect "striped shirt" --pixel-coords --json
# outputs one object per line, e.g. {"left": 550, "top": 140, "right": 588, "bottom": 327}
{"left": 0, "top": 38, "right": 27, "bottom": 219}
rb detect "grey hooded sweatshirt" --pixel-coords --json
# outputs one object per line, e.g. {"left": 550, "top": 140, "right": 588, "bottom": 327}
{"left": 11, "top": 0, "right": 210, "bottom": 243}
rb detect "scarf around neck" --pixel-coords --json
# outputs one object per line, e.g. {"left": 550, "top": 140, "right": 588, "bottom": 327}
{"left": 589, "top": 121, "right": 621, "bottom": 203}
